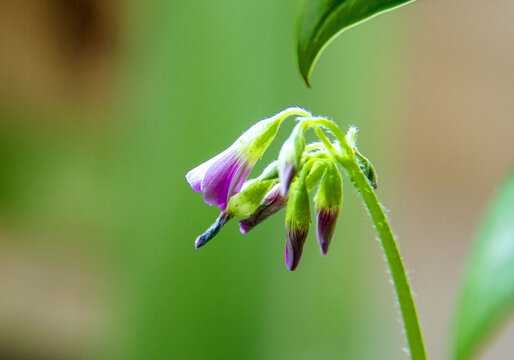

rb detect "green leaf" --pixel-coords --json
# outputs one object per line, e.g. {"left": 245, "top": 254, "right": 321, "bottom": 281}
{"left": 296, "top": 0, "right": 415, "bottom": 86}
{"left": 453, "top": 169, "right": 514, "bottom": 360}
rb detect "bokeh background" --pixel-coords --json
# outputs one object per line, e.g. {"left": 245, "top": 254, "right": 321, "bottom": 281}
{"left": 0, "top": 1, "right": 512, "bottom": 359}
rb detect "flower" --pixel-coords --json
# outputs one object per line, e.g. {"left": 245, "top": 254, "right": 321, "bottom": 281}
{"left": 187, "top": 108, "right": 352, "bottom": 271}
{"left": 186, "top": 147, "right": 252, "bottom": 211}
{"left": 314, "top": 162, "right": 343, "bottom": 256}
{"left": 186, "top": 107, "right": 310, "bottom": 210}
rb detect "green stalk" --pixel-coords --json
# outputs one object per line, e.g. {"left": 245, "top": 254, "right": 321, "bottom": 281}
{"left": 342, "top": 158, "right": 427, "bottom": 360}
{"left": 303, "top": 117, "right": 427, "bottom": 359}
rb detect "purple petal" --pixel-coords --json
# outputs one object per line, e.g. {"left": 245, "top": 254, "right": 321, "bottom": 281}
{"left": 186, "top": 151, "right": 225, "bottom": 192}
{"left": 229, "top": 167, "right": 251, "bottom": 201}
{"left": 285, "top": 224, "right": 308, "bottom": 271}
{"left": 316, "top": 208, "right": 339, "bottom": 256}
{"left": 279, "top": 163, "right": 296, "bottom": 196}
{"left": 186, "top": 162, "right": 211, "bottom": 192}
{"left": 201, "top": 148, "right": 252, "bottom": 210}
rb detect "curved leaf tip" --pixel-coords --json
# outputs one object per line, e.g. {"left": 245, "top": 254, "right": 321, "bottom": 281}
{"left": 296, "top": 0, "right": 416, "bottom": 87}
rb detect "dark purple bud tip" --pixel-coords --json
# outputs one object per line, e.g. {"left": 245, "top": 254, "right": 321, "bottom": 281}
{"left": 320, "top": 242, "right": 329, "bottom": 257}
{"left": 285, "top": 225, "right": 308, "bottom": 271}
{"left": 316, "top": 208, "right": 339, "bottom": 256}
{"left": 194, "top": 212, "right": 229, "bottom": 249}
{"left": 285, "top": 244, "right": 300, "bottom": 271}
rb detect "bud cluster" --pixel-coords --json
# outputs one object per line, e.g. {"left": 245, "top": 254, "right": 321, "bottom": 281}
{"left": 186, "top": 107, "right": 377, "bottom": 270}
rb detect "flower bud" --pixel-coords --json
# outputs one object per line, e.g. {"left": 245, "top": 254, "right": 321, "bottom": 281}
{"left": 284, "top": 164, "right": 312, "bottom": 271}
{"left": 278, "top": 122, "right": 305, "bottom": 195}
{"left": 314, "top": 162, "right": 343, "bottom": 256}
{"left": 238, "top": 182, "right": 293, "bottom": 234}
{"left": 226, "top": 180, "right": 274, "bottom": 218}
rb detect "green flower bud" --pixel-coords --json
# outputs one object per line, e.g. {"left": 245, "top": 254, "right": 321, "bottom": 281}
{"left": 314, "top": 162, "right": 343, "bottom": 256}
{"left": 284, "top": 161, "right": 313, "bottom": 271}
{"left": 226, "top": 179, "right": 275, "bottom": 217}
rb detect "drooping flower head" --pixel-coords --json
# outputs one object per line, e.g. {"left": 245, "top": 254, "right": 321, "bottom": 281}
{"left": 186, "top": 107, "right": 310, "bottom": 210}
{"left": 187, "top": 107, "right": 374, "bottom": 272}
{"left": 314, "top": 162, "right": 343, "bottom": 256}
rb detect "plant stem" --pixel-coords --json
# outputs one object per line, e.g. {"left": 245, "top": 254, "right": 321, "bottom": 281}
{"left": 306, "top": 117, "right": 427, "bottom": 358}
{"left": 301, "top": 117, "right": 354, "bottom": 158}
{"left": 342, "top": 158, "right": 428, "bottom": 360}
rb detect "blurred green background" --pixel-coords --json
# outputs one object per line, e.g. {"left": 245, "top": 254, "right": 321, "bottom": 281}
{"left": 0, "top": 1, "right": 512, "bottom": 359}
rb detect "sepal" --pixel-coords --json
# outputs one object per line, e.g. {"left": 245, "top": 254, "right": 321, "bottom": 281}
{"left": 355, "top": 152, "right": 377, "bottom": 190}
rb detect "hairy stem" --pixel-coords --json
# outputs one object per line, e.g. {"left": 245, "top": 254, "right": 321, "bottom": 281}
{"left": 308, "top": 119, "right": 427, "bottom": 359}
{"left": 342, "top": 157, "right": 427, "bottom": 359}
{"left": 301, "top": 117, "right": 354, "bottom": 158}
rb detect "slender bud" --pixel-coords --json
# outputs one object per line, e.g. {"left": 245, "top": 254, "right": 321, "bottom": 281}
{"left": 284, "top": 162, "right": 313, "bottom": 271}
{"left": 195, "top": 212, "right": 231, "bottom": 249}
{"left": 314, "top": 162, "right": 343, "bottom": 256}
{"left": 278, "top": 122, "right": 305, "bottom": 195}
